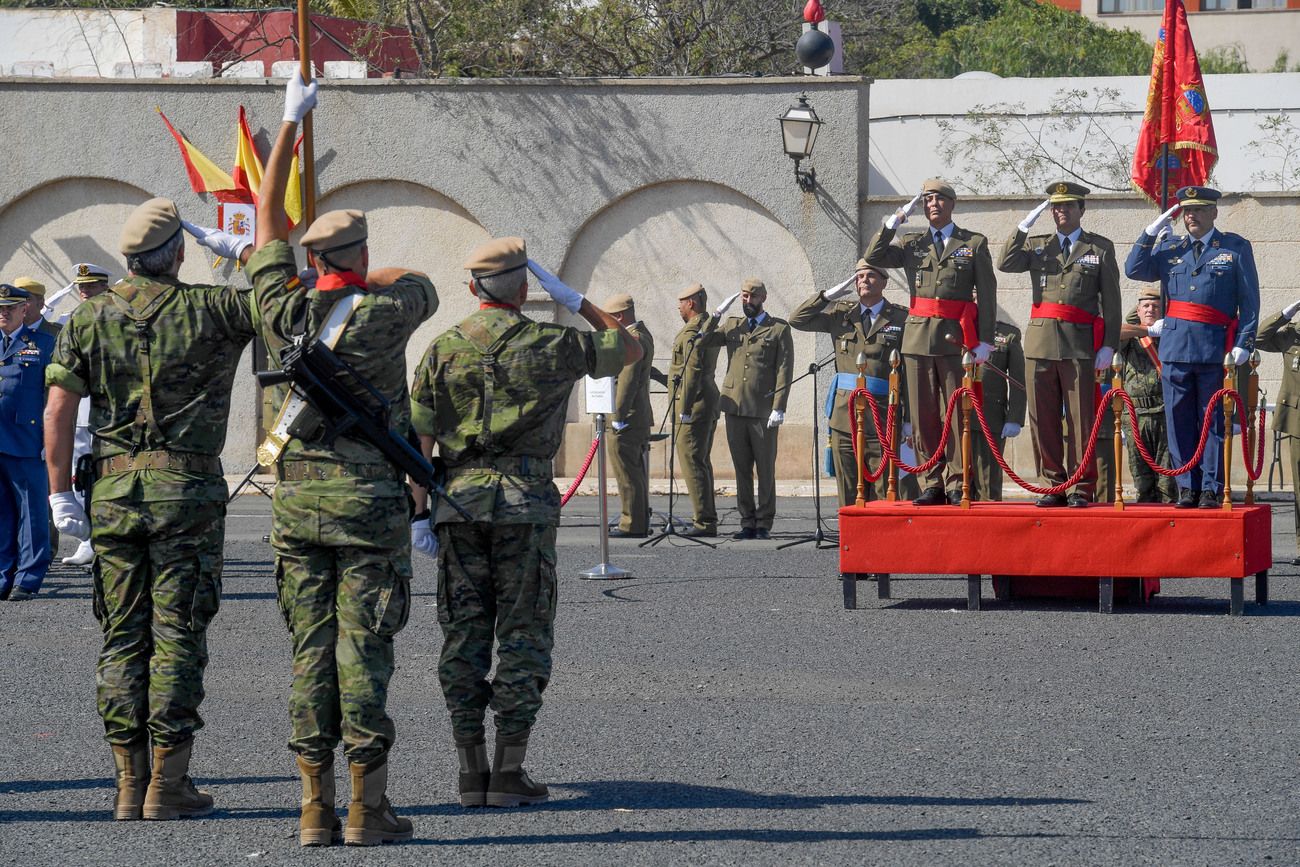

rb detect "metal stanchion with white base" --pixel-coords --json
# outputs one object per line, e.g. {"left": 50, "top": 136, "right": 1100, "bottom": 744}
{"left": 580, "top": 414, "right": 631, "bottom": 581}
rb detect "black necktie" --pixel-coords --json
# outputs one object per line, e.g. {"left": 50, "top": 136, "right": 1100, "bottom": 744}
{"left": 1, "top": 334, "right": 9, "bottom": 356}
{"left": 748, "top": 318, "right": 757, "bottom": 332}
{"left": 1194, "top": 240, "right": 1204, "bottom": 260}
{"left": 933, "top": 231, "right": 944, "bottom": 256}
{"left": 1061, "top": 237, "right": 1071, "bottom": 260}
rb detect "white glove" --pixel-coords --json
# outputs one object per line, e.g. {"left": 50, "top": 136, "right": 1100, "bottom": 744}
{"left": 715, "top": 291, "right": 741, "bottom": 317}
{"left": 411, "top": 518, "right": 438, "bottom": 560}
{"left": 526, "top": 258, "right": 584, "bottom": 315}
{"left": 766, "top": 410, "right": 784, "bottom": 429}
{"left": 972, "top": 342, "right": 994, "bottom": 365}
{"left": 679, "top": 413, "right": 693, "bottom": 424}
{"left": 1283, "top": 301, "right": 1300, "bottom": 321}
{"left": 1002, "top": 422, "right": 1022, "bottom": 438}
{"left": 611, "top": 421, "right": 629, "bottom": 431}
{"left": 1145, "top": 319, "right": 1164, "bottom": 337}
{"left": 282, "top": 72, "right": 318, "bottom": 123}
{"left": 1018, "top": 199, "right": 1051, "bottom": 233}
{"left": 1144, "top": 204, "right": 1181, "bottom": 238}
{"left": 1230, "top": 346, "right": 1249, "bottom": 366}
{"left": 50, "top": 492, "right": 90, "bottom": 541}
{"left": 884, "top": 193, "right": 922, "bottom": 231}
{"left": 822, "top": 274, "right": 855, "bottom": 302}
{"left": 181, "top": 220, "right": 251, "bottom": 260}
{"left": 1094, "top": 346, "right": 1115, "bottom": 371}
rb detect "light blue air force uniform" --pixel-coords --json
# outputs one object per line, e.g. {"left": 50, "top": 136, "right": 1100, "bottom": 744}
{"left": 0, "top": 324, "right": 56, "bottom": 595}
{"left": 1125, "top": 228, "right": 1260, "bottom": 493}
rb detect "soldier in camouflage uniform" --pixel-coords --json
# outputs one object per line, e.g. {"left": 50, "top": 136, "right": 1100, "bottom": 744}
{"left": 236, "top": 74, "right": 435, "bottom": 847}
{"left": 1118, "top": 288, "right": 1178, "bottom": 503}
{"left": 971, "top": 320, "right": 1027, "bottom": 501}
{"left": 409, "top": 236, "right": 638, "bottom": 809}
{"left": 44, "top": 197, "right": 256, "bottom": 822}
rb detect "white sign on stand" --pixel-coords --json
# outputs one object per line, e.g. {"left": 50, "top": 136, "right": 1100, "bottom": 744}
{"left": 584, "top": 375, "right": 616, "bottom": 416}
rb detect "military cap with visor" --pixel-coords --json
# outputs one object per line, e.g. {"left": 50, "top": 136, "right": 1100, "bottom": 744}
{"left": 73, "top": 263, "right": 110, "bottom": 285}
{"left": 1047, "top": 181, "right": 1090, "bottom": 203}
{"left": 119, "top": 197, "right": 182, "bottom": 255}
{"left": 1176, "top": 186, "right": 1221, "bottom": 207}
{"left": 300, "top": 209, "right": 368, "bottom": 254}
{"left": 0, "top": 283, "right": 33, "bottom": 306}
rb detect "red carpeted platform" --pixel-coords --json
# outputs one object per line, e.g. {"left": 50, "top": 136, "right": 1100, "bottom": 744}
{"left": 838, "top": 501, "right": 1272, "bottom": 615}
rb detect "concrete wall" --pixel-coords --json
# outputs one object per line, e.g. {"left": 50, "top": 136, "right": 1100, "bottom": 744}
{"left": 0, "top": 9, "right": 178, "bottom": 77}
{"left": 1085, "top": 7, "right": 1300, "bottom": 72}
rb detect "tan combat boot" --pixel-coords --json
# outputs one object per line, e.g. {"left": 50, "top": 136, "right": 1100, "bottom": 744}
{"left": 344, "top": 758, "right": 413, "bottom": 846}
{"left": 486, "top": 734, "right": 549, "bottom": 807}
{"left": 142, "top": 739, "right": 214, "bottom": 820}
{"left": 110, "top": 740, "right": 149, "bottom": 821}
{"left": 297, "top": 755, "right": 342, "bottom": 847}
{"left": 456, "top": 740, "right": 490, "bottom": 808}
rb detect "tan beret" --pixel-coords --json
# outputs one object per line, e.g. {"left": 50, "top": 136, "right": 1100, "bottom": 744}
{"left": 603, "top": 292, "right": 634, "bottom": 313}
{"left": 73, "top": 263, "right": 110, "bottom": 285}
{"left": 854, "top": 257, "right": 887, "bottom": 278}
{"left": 464, "top": 237, "right": 527, "bottom": 277}
{"left": 120, "top": 197, "right": 182, "bottom": 255}
{"left": 922, "top": 178, "right": 956, "bottom": 200}
{"left": 678, "top": 282, "right": 705, "bottom": 301}
{"left": 301, "top": 209, "right": 368, "bottom": 254}
{"left": 741, "top": 277, "right": 766, "bottom": 294}
{"left": 12, "top": 276, "right": 45, "bottom": 297}
{"left": 1138, "top": 287, "right": 1161, "bottom": 301}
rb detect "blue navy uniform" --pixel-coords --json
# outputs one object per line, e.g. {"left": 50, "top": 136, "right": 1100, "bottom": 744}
{"left": 1, "top": 314, "right": 57, "bottom": 598}
{"left": 1124, "top": 190, "right": 1259, "bottom": 495}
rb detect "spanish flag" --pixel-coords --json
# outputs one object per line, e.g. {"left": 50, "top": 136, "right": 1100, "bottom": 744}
{"left": 233, "top": 106, "right": 262, "bottom": 203}
{"left": 158, "top": 108, "right": 239, "bottom": 201}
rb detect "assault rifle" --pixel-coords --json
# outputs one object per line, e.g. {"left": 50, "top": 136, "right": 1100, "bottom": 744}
{"left": 257, "top": 336, "right": 471, "bottom": 520}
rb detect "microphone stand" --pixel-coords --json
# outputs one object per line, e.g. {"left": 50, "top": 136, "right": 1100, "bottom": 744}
{"left": 642, "top": 327, "right": 716, "bottom": 549}
{"left": 777, "top": 352, "right": 840, "bottom": 550}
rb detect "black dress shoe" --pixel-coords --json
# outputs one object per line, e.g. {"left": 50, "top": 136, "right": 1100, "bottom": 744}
{"left": 608, "top": 528, "right": 649, "bottom": 539}
{"left": 755, "top": 529, "right": 771, "bottom": 540}
{"left": 1176, "top": 488, "right": 1198, "bottom": 509}
{"left": 1291, "top": 556, "right": 1300, "bottom": 566}
{"left": 1199, "top": 490, "right": 1221, "bottom": 509}
{"left": 731, "top": 528, "right": 757, "bottom": 540}
{"left": 947, "top": 490, "right": 963, "bottom": 506}
{"left": 913, "top": 486, "right": 947, "bottom": 506}
{"left": 684, "top": 526, "right": 717, "bottom": 538}
{"left": 1036, "top": 493, "right": 1067, "bottom": 508}
{"left": 1067, "top": 493, "right": 1091, "bottom": 508}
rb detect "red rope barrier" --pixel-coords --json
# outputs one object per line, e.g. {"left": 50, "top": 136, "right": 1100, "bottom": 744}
{"left": 560, "top": 436, "right": 601, "bottom": 507}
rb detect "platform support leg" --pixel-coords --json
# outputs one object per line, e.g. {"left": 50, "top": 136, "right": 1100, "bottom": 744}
{"left": 1099, "top": 578, "right": 1114, "bottom": 615}
{"left": 876, "top": 573, "right": 892, "bottom": 600}
{"left": 1256, "top": 570, "right": 1269, "bottom": 606}
{"left": 842, "top": 574, "right": 858, "bottom": 610}
{"left": 966, "top": 575, "right": 981, "bottom": 611}
{"left": 1229, "top": 577, "right": 1244, "bottom": 616}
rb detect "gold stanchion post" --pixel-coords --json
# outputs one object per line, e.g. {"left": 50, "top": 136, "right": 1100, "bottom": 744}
{"left": 1246, "top": 351, "right": 1260, "bottom": 506}
{"left": 854, "top": 351, "right": 868, "bottom": 507}
{"left": 1222, "top": 352, "right": 1235, "bottom": 510}
{"left": 886, "top": 349, "right": 901, "bottom": 502}
{"left": 1110, "top": 359, "right": 1125, "bottom": 509}
{"left": 960, "top": 350, "right": 974, "bottom": 510}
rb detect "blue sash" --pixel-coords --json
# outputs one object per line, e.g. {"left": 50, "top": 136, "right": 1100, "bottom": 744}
{"left": 824, "top": 372, "right": 887, "bottom": 418}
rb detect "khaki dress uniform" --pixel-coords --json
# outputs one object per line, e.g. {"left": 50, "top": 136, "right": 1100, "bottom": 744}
{"left": 669, "top": 311, "right": 722, "bottom": 533}
{"left": 609, "top": 320, "right": 655, "bottom": 534}
{"left": 998, "top": 219, "right": 1121, "bottom": 500}
{"left": 1256, "top": 310, "right": 1300, "bottom": 548}
{"left": 971, "top": 322, "right": 1027, "bottom": 501}
{"left": 863, "top": 220, "right": 997, "bottom": 497}
{"left": 789, "top": 292, "right": 921, "bottom": 505}
{"left": 712, "top": 311, "right": 794, "bottom": 533}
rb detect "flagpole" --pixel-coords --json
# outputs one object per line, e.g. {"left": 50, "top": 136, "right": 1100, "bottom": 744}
{"left": 297, "top": 0, "right": 317, "bottom": 226}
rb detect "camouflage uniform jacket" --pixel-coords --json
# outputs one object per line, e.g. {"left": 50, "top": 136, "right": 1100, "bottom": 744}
{"left": 246, "top": 240, "right": 438, "bottom": 498}
{"left": 1118, "top": 308, "right": 1164, "bottom": 415}
{"left": 410, "top": 306, "right": 626, "bottom": 526}
{"left": 45, "top": 273, "right": 255, "bottom": 502}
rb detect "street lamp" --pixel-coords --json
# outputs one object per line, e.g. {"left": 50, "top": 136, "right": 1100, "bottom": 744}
{"left": 778, "top": 93, "right": 823, "bottom": 192}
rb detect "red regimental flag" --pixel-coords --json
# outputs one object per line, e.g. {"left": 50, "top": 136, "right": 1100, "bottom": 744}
{"left": 1131, "top": 0, "right": 1218, "bottom": 205}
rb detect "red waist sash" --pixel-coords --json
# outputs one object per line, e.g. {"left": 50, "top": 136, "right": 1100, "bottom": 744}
{"left": 909, "top": 297, "right": 978, "bottom": 350}
{"left": 1165, "top": 300, "right": 1238, "bottom": 351}
{"left": 1030, "top": 302, "right": 1104, "bottom": 352}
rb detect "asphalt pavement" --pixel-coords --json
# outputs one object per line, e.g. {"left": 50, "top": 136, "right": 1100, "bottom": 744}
{"left": 1, "top": 493, "right": 1297, "bottom": 866}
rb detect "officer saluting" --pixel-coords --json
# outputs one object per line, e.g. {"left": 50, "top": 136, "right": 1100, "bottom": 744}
{"left": 604, "top": 293, "right": 655, "bottom": 538}
{"left": 1125, "top": 186, "right": 1260, "bottom": 508}
{"left": 999, "top": 181, "right": 1121, "bottom": 507}
{"left": 1257, "top": 300, "right": 1300, "bottom": 561}
{"left": 863, "top": 179, "right": 998, "bottom": 506}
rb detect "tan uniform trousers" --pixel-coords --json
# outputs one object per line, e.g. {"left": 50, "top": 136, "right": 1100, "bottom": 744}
{"left": 830, "top": 428, "right": 921, "bottom": 507}
{"left": 970, "top": 399, "right": 1009, "bottom": 501}
{"left": 1029, "top": 358, "right": 1098, "bottom": 498}
{"left": 674, "top": 413, "right": 718, "bottom": 532}
{"left": 608, "top": 429, "right": 650, "bottom": 534}
{"left": 725, "top": 415, "right": 778, "bottom": 532}
{"left": 904, "top": 354, "right": 965, "bottom": 492}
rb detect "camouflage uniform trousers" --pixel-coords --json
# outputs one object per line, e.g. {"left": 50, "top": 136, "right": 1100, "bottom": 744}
{"left": 90, "top": 492, "right": 224, "bottom": 747}
{"left": 271, "top": 486, "right": 412, "bottom": 765}
{"left": 435, "top": 521, "right": 557, "bottom": 745}
{"left": 1127, "top": 412, "right": 1179, "bottom": 503}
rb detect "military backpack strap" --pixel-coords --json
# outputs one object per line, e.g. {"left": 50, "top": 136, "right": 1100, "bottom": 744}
{"left": 459, "top": 315, "right": 530, "bottom": 452}
{"left": 104, "top": 280, "right": 180, "bottom": 450}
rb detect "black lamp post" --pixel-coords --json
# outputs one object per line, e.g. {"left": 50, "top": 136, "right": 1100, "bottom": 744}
{"left": 778, "top": 93, "right": 823, "bottom": 192}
